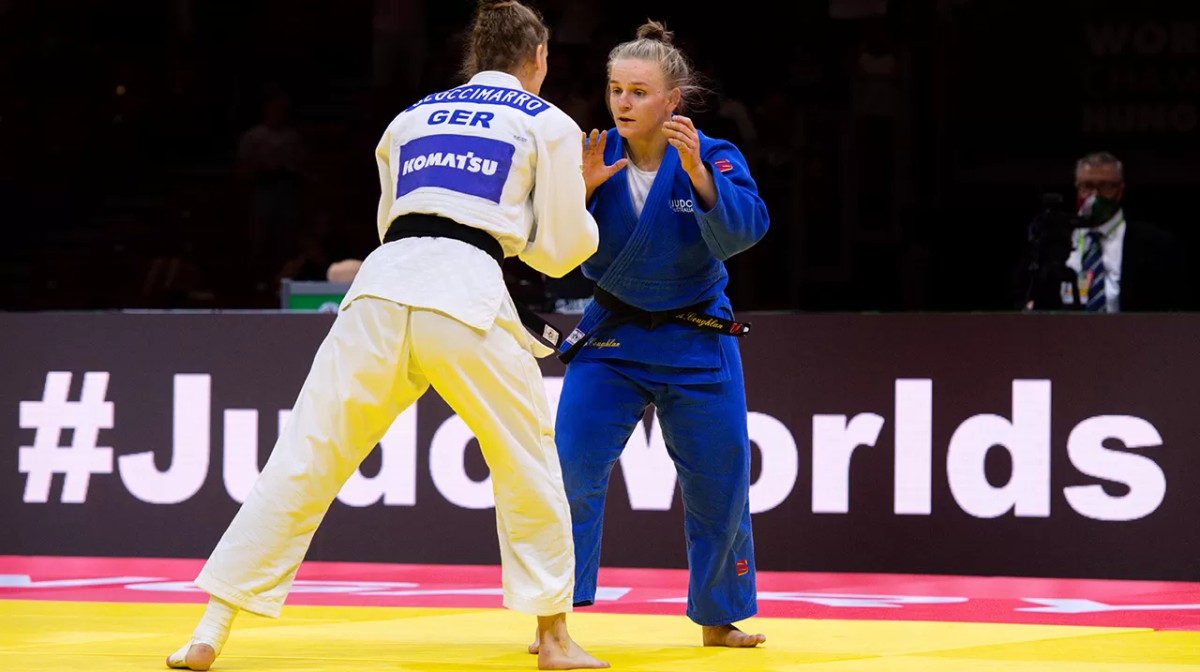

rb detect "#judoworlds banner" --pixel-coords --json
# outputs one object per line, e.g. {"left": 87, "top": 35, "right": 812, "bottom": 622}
{"left": 2, "top": 311, "right": 1198, "bottom": 580}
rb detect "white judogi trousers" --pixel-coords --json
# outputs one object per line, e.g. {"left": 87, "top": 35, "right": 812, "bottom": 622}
{"left": 194, "top": 295, "right": 575, "bottom": 617}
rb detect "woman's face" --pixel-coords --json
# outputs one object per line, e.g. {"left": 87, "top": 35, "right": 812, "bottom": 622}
{"left": 607, "top": 58, "right": 679, "bottom": 143}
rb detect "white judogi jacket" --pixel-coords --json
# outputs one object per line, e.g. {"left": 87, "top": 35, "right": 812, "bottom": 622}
{"left": 193, "top": 74, "right": 593, "bottom": 623}
{"left": 343, "top": 71, "right": 597, "bottom": 345}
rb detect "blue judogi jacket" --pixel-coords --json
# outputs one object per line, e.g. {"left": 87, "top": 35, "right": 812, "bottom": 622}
{"left": 562, "top": 128, "right": 769, "bottom": 372}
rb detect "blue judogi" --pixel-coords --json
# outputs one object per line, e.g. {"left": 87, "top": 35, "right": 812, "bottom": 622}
{"left": 557, "top": 128, "right": 769, "bottom": 625}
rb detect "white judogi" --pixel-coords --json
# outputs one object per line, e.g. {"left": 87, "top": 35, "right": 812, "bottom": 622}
{"left": 195, "top": 71, "right": 597, "bottom": 618}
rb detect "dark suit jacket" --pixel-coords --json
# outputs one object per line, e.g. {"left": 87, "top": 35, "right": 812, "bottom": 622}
{"left": 1119, "top": 219, "right": 1191, "bottom": 312}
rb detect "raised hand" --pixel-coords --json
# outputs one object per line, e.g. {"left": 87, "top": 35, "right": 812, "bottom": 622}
{"left": 664, "top": 114, "right": 717, "bottom": 209}
{"left": 582, "top": 129, "right": 628, "bottom": 201}
{"left": 664, "top": 115, "right": 704, "bottom": 177}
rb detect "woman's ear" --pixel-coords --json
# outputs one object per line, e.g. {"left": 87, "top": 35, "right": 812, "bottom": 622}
{"left": 668, "top": 87, "right": 682, "bottom": 113}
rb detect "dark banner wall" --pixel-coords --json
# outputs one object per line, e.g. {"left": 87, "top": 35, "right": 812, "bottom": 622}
{"left": 3, "top": 312, "right": 1198, "bottom": 580}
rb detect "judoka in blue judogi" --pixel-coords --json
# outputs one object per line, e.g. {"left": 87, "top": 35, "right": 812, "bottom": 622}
{"left": 554, "top": 19, "right": 770, "bottom": 645}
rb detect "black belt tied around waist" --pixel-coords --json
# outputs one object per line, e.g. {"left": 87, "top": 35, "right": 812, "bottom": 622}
{"left": 383, "top": 213, "right": 565, "bottom": 350}
{"left": 385, "top": 213, "right": 505, "bottom": 263}
{"left": 558, "top": 286, "right": 751, "bottom": 365}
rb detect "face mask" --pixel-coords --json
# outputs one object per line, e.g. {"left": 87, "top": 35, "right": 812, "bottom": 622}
{"left": 1076, "top": 194, "right": 1121, "bottom": 228}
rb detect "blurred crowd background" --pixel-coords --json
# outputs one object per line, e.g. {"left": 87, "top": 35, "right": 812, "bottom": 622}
{"left": 2, "top": 0, "right": 1197, "bottom": 312}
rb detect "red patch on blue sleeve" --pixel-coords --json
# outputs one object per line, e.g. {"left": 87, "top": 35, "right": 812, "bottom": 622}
{"left": 714, "top": 158, "right": 734, "bottom": 173}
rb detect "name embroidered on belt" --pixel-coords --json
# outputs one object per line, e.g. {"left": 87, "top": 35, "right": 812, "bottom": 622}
{"left": 558, "top": 287, "right": 750, "bottom": 364}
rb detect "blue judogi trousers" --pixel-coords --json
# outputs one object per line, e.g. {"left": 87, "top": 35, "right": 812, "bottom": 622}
{"left": 555, "top": 344, "right": 757, "bottom": 626}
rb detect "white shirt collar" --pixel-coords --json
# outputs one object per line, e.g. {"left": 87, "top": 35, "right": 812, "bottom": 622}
{"left": 1092, "top": 208, "right": 1125, "bottom": 239}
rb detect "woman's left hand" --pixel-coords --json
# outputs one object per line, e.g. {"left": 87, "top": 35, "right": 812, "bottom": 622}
{"left": 664, "top": 115, "right": 705, "bottom": 177}
{"left": 664, "top": 114, "right": 717, "bottom": 209}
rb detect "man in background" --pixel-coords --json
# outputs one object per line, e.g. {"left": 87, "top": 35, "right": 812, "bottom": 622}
{"left": 1020, "top": 151, "right": 1189, "bottom": 312}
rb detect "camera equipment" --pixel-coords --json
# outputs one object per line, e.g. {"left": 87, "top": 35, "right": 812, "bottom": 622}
{"left": 1021, "top": 193, "right": 1085, "bottom": 310}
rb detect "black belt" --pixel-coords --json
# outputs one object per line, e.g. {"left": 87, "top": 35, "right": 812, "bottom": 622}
{"left": 559, "top": 286, "right": 751, "bottom": 364}
{"left": 384, "top": 214, "right": 565, "bottom": 350}
{"left": 385, "top": 213, "right": 505, "bottom": 263}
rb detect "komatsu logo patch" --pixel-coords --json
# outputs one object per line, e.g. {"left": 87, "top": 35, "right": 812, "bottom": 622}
{"left": 397, "top": 134, "right": 515, "bottom": 203}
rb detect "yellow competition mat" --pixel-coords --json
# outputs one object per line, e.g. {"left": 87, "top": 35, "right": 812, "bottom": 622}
{"left": 3, "top": 599, "right": 1199, "bottom": 671}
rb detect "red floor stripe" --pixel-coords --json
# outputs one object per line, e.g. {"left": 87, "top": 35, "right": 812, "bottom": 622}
{"left": 2, "top": 555, "right": 1198, "bottom": 630}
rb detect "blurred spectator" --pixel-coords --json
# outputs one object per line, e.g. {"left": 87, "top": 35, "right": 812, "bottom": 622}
{"left": 277, "top": 207, "right": 371, "bottom": 286}
{"left": 141, "top": 236, "right": 207, "bottom": 308}
{"left": 275, "top": 226, "right": 331, "bottom": 285}
{"left": 1018, "top": 152, "right": 1189, "bottom": 312}
{"left": 235, "top": 86, "right": 308, "bottom": 277}
{"left": 326, "top": 258, "right": 362, "bottom": 283}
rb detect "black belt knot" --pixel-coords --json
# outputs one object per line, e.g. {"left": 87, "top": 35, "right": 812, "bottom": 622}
{"left": 383, "top": 213, "right": 565, "bottom": 350}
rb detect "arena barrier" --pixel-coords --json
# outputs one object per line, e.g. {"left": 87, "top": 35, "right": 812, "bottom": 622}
{"left": 4, "top": 311, "right": 1198, "bottom": 580}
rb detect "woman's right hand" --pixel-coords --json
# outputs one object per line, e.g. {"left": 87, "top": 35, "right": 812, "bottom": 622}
{"left": 582, "top": 129, "right": 627, "bottom": 202}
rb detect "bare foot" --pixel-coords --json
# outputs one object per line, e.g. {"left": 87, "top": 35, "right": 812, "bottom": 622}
{"left": 528, "top": 628, "right": 540, "bottom": 654}
{"left": 702, "top": 624, "right": 766, "bottom": 648}
{"left": 536, "top": 614, "right": 609, "bottom": 670}
{"left": 165, "top": 641, "right": 217, "bottom": 670}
